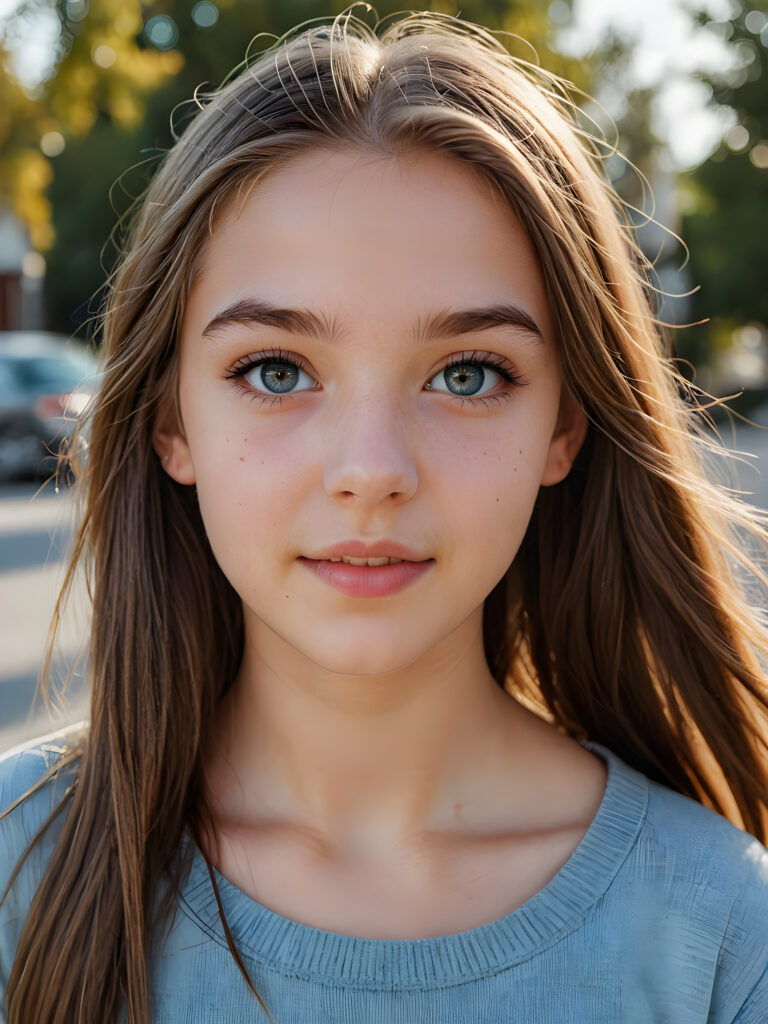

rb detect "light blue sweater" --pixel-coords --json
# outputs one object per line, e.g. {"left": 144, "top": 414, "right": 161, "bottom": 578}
{"left": 1, "top": 732, "right": 768, "bottom": 1022}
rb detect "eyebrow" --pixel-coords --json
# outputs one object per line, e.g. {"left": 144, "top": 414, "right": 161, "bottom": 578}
{"left": 201, "top": 298, "right": 544, "bottom": 346}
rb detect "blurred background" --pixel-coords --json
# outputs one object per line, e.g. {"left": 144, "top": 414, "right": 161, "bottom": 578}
{"left": 0, "top": 0, "right": 767, "bottom": 751}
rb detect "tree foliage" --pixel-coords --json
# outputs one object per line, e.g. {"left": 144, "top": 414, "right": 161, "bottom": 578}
{"left": 0, "top": 0, "right": 644, "bottom": 334}
{"left": 680, "top": 2, "right": 768, "bottom": 365}
{"left": 0, "top": 0, "right": 182, "bottom": 252}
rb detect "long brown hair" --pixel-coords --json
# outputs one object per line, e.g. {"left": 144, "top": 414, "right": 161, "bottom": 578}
{"left": 3, "top": 6, "right": 768, "bottom": 1021}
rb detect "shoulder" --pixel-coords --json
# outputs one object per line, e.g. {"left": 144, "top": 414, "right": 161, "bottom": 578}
{"left": 0, "top": 724, "right": 85, "bottom": 892}
{"left": 1, "top": 732, "right": 68, "bottom": 806}
{"left": 0, "top": 723, "right": 85, "bottom": 818}
{"left": 643, "top": 776, "right": 768, "bottom": 882}
{"left": 0, "top": 725, "right": 86, "bottom": 1001}
{"left": 628, "top": 770, "right": 768, "bottom": 1020}
{"left": 589, "top": 740, "right": 768, "bottom": 900}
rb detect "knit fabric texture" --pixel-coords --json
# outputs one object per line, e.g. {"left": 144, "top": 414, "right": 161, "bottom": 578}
{"left": 2, "top": 732, "right": 767, "bottom": 1022}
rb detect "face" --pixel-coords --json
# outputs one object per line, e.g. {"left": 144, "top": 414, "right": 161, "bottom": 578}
{"left": 155, "top": 146, "right": 586, "bottom": 677}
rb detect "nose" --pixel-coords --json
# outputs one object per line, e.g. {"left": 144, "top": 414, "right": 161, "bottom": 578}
{"left": 322, "top": 394, "right": 418, "bottom": 507}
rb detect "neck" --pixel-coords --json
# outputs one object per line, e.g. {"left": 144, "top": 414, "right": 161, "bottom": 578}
{"left": 200, "top": 609, "right": 564, "bottom": 858}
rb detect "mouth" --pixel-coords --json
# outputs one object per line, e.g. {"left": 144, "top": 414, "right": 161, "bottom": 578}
{"left": 300, "top": 556, "right": 432, "bottom": 567}
{"left": 301, "top": 540, "right": 431, "bottom": 563}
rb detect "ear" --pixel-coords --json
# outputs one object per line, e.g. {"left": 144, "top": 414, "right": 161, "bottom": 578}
{"left": 540, "top": 387, "right": 588, "bottom": 487}
{"left": 152, "top": 397, "right": 196, "bottom": 485}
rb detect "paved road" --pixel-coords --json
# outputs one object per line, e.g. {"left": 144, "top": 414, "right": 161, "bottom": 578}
{"left": 0, "top": 480, "right": 89, "bottom": 753}
{"left": 2, "top": 422, "right": 768, "bottom": 754}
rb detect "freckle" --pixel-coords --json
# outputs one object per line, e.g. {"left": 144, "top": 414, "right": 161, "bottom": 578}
{"left": 239, "top": 457, "right": 245, "bottom": 462}
{"left": 496, "top": 497, "right": 499, "bottom": 502}
{"left": 519, "top": 449, "right": 522, "bottom": 454}
{"left": 514, "top": 467, "right": 517, "bottom": 472}
{"left": 225, "top": 438, "right": 229, "bottom": 443}
{"left": 482, "top": 450, "right": 487, "bottom": 455}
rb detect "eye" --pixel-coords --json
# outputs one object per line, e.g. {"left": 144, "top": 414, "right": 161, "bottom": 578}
{"left": 223, "top": 349, "right": 316, "bottom": 402}
{"left": 426, "top": 351, "right": 524, "bottom": 405}
{"left": 222, "top": 347, "right": 525, "bottom": 408}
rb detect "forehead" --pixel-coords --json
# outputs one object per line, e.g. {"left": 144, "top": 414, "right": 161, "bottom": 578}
{"left": 185, "top": 146, "right": 554, "bottom": 344}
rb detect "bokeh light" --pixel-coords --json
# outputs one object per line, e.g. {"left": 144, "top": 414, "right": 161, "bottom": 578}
{"left": 21, "top": 251, "right": 47, "bottom": 278}
{"left": 744, "top": 10, "right": 768, "bottom": 35}
{"left": 145, "top": 15, "right": 179, "bottom": 51}
{"left": 191, "top": 1, "right": 220, "bottom": 29}
{"left": 92, "top": 44, "right": 117, "bottom": 68}
{"left": 65, "top": 0, "right": 89, "bottom": 23}
{"left": 725, "top": 124, "right": 750, "bottom": 151}
{"left": 40, "top": 131, "right": 65, "bottom": 157}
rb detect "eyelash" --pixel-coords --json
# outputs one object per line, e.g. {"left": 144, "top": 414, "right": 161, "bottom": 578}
{"left": 221, "top": 347, "right": 526, "bottom": 409}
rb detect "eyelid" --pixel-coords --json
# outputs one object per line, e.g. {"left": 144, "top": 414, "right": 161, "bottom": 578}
{"left": 223, "top": 347, "right": 521, "bottom": 378}
{"left": 224, "top": 346, "right": 312, "bottom": 377}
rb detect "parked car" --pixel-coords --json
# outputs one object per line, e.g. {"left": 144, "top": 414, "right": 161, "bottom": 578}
{"left": 0, "top": 332, "right": 101, "bottom": 482}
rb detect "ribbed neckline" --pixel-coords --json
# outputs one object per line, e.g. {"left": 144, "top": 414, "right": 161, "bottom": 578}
{"left": 176, "top": 741, "right": 649, "bottom": 990}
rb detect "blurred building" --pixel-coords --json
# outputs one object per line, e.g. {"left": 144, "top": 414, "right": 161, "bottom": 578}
{"left": 0, "top": 207, "right": 44, "bottom": 331}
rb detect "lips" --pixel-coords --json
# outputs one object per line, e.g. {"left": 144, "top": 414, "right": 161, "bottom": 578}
{"left": 317, "top": 555, "right": 406, "bottom": 566}
{"left": 299, "top": 554, "right": 434, "bottom": 597}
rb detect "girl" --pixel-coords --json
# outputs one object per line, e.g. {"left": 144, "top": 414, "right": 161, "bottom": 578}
{"left": 2, "top": 6, "right": 768, "bottom": 1022}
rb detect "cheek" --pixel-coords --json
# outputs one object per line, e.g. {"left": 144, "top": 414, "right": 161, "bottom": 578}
{"left": 194, "top": 446, "right": 305, "bottom": 606}
{"left": 181, "top": 390, "right": 307, "bottom": 589}
{"left": 435, "top": 417, "right": 550, "bottom": 569}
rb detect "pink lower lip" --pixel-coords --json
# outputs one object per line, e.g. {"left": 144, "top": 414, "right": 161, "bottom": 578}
{"left": 298, "top": 556, "right": 434, "bottom": 597}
